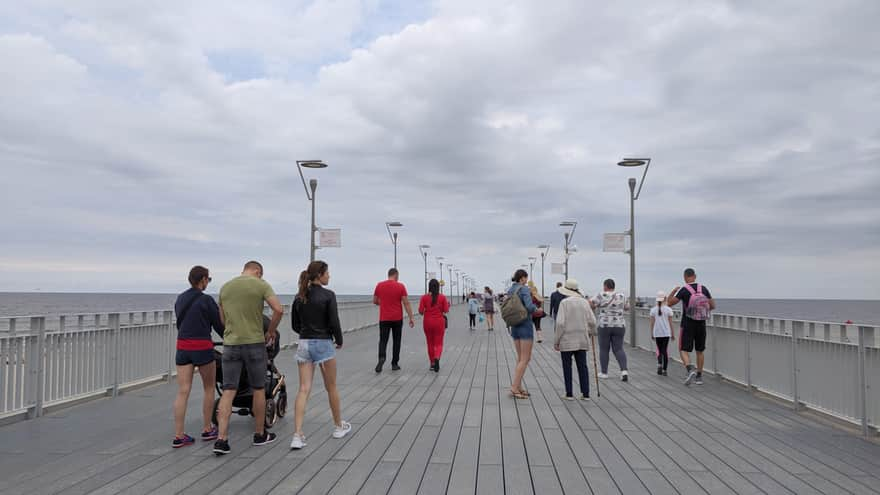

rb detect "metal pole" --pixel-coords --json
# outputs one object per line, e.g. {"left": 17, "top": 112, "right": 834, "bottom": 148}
{"left": 857, "top": 325, "right": 868, "bottom": 436}
{"left": 564, "top": 233, "right": 570, "bottom": 280}
{"left": 423, "top": 252, "right": 428, "bottom": 293}
{"left": 309, "top": 179, "right": 317, "bottom": 262}
{"left": 393, "top": 232, "right": 398, "bottom": 269}
{"left": 791, "top": 320, "right": 801, "bottom": 410}
{"left": 629, "top": 178, "right": 636, "bottom": 349}
{"left": 541, "top": 252, "right": 545, "bottom": 298}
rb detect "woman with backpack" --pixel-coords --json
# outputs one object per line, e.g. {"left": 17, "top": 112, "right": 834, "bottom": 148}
{"left": 503, "top": 269, "right": 537, "bottom": 399}
{"left": 650, "top": 290, "right": 675, "bottom": 376}
{"left": 419, "top": 279, "right": 449, "bottom": 372}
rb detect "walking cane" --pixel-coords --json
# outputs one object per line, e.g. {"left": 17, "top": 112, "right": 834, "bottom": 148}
{"left": 590, "top": 334, "right": 600, "bottom": 398}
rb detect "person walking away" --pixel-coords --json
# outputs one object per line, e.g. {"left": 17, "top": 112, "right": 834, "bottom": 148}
{"left": 667, "top": 268, "right": 715, "bottom": 386}
{"left": 590, "top": 279, "right": 630, "bottom": 382}
{"left": 214, "top": 261, "right": 284, "bottom": 455}
{"left": 482, "top": 287, "right": 496, "bottom": 331}
{"left": 467, "top": 292, "right": 480, "bottom": 330}
{"left": 172, "top": 265, "right": 224, "bottom": 448}
{"left": 528, "top": 281, "right": 546, "bottom": 342}
{"left": 650, "top": 290, "right": 675, "bottom": 376}
{"left": 549, "top": 282, "right": 564, "bottom": 320}
{"left": 289, "top": 261, "right": 351, "bottom": 449}
{"left": 506, "top": 269, "right": 537, "bottom": 399}
{"left": 419, "top": 279, "right": 450, "bottom": 371}
{"left": 373, "top": 268, "right": 415, "bottom": 372}
{"left": 553, "top": 279, "right": 597, "bottom": 400}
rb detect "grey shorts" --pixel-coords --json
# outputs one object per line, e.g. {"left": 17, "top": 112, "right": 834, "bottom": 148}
{"left": 221, "top": 343, "right": 267, "bottom": 391}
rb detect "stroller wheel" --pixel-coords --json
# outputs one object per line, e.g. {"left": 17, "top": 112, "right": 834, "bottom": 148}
{"left": 276, "top": 391, "right": 288, "bottom": 418}
{"left": 211, "top": 398, "right": 220, "bottom": 427}
{"left": 265, "top": 399, "right": 277, "bottom": 429}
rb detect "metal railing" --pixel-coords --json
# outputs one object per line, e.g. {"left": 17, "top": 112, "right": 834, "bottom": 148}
{"left": 625, "top": 308, "right": 879, "bottom": 436}
{"left": 0, "top": 296, "right": 443, "bottom": 424}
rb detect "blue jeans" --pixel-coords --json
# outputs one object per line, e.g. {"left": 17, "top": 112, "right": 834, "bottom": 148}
{"left": 561, "top": 350, "right": 590, "bottom": 397}
{"left": 296, "top": 339, "right": 336, "bottom": 365}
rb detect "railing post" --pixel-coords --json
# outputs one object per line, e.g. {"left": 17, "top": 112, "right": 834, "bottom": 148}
{"left": 109, "top": 313, "right": 120, "bottom": 397}
{"left": 27, "top": 317, "right": 46, "bottom": 419}
{"left": 746, "top": 317, "right": 754, "bottom": 392}
{"left": 857, "top": 325, "right": 868, "bottom": 436}
{"left": 711, "top": 314, "right": 718, "bottom": 376}
{"left": 791, "top": 320, "right": 801, "bottom": 410}
{"left": 165, "top": 311, "right": 175, "bottom": 382}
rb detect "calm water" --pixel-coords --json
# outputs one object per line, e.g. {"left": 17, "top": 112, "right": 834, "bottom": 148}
{"left": 1, "top": 293, "right": 878, "bottom": 325}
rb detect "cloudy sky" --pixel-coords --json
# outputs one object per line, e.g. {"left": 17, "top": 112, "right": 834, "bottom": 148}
{"left": 1, "top": 0, "right": 878, "bottom": 299}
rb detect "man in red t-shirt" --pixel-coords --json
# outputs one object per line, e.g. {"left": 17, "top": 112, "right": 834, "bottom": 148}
{"left": 373, "top": 268, "right": 415, "bottom": 372}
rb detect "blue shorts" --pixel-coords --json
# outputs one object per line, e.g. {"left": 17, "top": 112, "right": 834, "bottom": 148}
{"left": 510, "top": 322, "right": 534, "bottom": 341}
{"left": 176, "top": 349, "right": 214, "bottom": 366}
{"left": 296, "top": 339, "right": 336, "bottom": 364}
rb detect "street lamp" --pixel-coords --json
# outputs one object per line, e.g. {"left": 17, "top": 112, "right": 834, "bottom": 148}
{"left": 385, "top": 222, "right": 403, "bottom": 269}
{"left": 436, "top": 257, "right": 445, "bottom": 295}
{"left": 537, "top": 245, "right": 550, "bottom": 298}
{"left": 297, "top": 160, "right": 329, "bottom": 262}
{"left": 447, "top": 264, "right": 454, "bottom": 300}
{"left": 528, "top": 256, "right": 537, "bottom": 280}
{"left": 560, "top": 221, "right": 577, "bottom": 280}
{"left": 419, "top": 244, "right": 431, "bottom": 293}
{"left": 617, "top": 157, "right": 652, "bottom": 348}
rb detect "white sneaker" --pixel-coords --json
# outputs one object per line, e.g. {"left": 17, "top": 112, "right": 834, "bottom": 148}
{"left": 332, "top": 421, "right": 352, "bottom": 439}
{"left": 621, "top": 370, "right": 629, "bottom": 382}
{"left": 290, "top": 433, "right": 307, "bottom": 450}
{"left": 598, "top": 373, "right": 608, "bottom": 379}
{"left": 562, "top": 395, "right": 575, "bottom": 401}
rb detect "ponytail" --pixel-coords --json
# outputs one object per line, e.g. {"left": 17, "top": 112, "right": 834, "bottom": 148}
{"left": 428, "top": 279, "right": 440, "bottom": 306}
{"left": 657, "top": 299, "right": 663, "bottom": 314}
{"left": 297, "top": 261, "right": 329, "bottom": 304}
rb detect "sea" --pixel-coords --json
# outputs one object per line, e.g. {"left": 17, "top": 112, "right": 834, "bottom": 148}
{"left": 0, "top": 293, "right": 878, "bottom": 326}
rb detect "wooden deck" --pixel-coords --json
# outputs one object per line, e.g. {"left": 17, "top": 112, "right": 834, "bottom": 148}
{"left": 1, "top": 305, "right": 879, "bottom": 494}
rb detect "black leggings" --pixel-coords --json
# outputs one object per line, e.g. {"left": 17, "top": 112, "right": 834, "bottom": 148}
{"left": 655, "top": 337, "right": 670, "bottom": 370}
{"left": 469, "top": 314, "right": 476, "bottom": 327}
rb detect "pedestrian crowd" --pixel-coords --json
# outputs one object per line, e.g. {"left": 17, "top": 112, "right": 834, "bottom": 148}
{"left": 170, "top": 260, "right": 714, "bottom": 454}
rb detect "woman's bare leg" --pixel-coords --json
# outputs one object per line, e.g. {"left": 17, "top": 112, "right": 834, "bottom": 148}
{"left": 319, "top": 359, "right": 342, "bottom": 426}
{"left": 173, "top": 364, "right": 194, "bottom": 437}
{"left": 294, "top": 362, "right": 315, "bottom": 435}
{"left": 196, "top": 362, "right": 216, "bottom": 431}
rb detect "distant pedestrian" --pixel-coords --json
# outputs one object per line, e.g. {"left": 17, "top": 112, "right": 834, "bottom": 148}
{"left": 528, "top": 281, "right": 546, "bottom": 343}
{"left": 373, "top": 268, "right": 415, "bottom": 373}
{"left": 419, "top": 279, "right": 449, "bottom": 372}
{"left": 289, "top": 261, "right": 351, "bottom": 450}
{"left": 590, "top": 279, "right": 630, "bottom": 382}
{"left": 553, "top": 280, "right": 596, "bottom": 400}
{"left": 650, "top": 290, "right": 675, "bottom": 376}
{"left": 549, "top": 282, "right": 564, "bottom": 319}
{"left": 482, "top": 287, "right": 496, "bottom": 331}
{"left": 667, "top": 268, "right": 715, "bottom": 386}
{"left": 505, "top": 269, "right": 537, "bottom": 399}
{"left": 172, "top": 265, "right": 224, "bottom": 448}
{"left": 214, "top": 261, "right": 284, "bottom": 455}
{"left": 467, "top": 292, "right": 480, "bottom": 330}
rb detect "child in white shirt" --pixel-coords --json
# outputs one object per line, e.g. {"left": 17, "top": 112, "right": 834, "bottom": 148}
{"left": 650, "top": 291, "right": 675, "bottom": 375}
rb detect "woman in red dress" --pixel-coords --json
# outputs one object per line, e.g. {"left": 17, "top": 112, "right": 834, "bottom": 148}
{"left": 419, "top": 278, "right": 449, "bottom": 372}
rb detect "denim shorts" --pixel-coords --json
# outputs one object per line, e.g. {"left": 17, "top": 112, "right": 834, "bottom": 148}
{"left": 296, "top": 339, "right": 336, "bottom": 364}
{"left": 221, "top": 343, "right": 267, "bottom": 391}
{"left": 509, "top": 322, "right": 534, "bottom": 340}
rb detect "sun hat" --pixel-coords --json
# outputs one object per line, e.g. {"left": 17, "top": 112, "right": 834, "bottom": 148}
{"left": 558, "top": 279, "right": 582, "bottom": 298}
{"left": 656, "top": 290, "right": 666, "bottom": 302}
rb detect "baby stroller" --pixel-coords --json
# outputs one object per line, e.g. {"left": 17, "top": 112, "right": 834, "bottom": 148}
{"left": 212, "top": 316, "right": 287, "bottom": 428}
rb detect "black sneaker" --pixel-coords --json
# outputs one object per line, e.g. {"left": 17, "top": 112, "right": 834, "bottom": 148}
{"left": 213, "top": 439, "right": 230, "bottom": 455}
{"left": 695, "top": 374, "right": 704, "bottom": 386}
{"left": 391, "top": 364, "right": 401, "bottom": 371}
{"left": 657, "top": 366, "right": 663, "bottom": 375}
{"left": 375, "top": 363, "right": 383, "bottom": 373}
{"left": 662, "top": 370, "right": 668, "bottom": 376}
{"left": 253, "top": 432, "right": 277, "bottom": 446}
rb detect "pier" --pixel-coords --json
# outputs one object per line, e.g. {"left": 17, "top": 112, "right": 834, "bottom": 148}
{"left": 1, "top": 303, "right": 879, "bottom": 494}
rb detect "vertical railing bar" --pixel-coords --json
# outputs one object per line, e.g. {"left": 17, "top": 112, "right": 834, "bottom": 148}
{"left": 857, "top": 325, "right": 868, "bottom": 436}
{"left": 791, "top": 320, "right": 800, "bottom": 410}
{"left": 166, "top": 311, "right": 175, "bottom": 382}
{"left": 110, "top": 313, "right": 120, "bottom": 397}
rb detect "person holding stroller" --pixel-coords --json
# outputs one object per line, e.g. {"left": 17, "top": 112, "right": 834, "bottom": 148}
{"left": 289, "top": 261, "right": 352, "bottom": 449}
{"left": 214, "top": 261, "right": 284, "bottom": 455}
{"left": 172, "top": 265, "right": 224, "bottom": 448}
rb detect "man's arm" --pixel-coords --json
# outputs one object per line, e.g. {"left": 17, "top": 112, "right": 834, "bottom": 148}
{"left": 219, "top": 303, "right": 226, "bottom": 327}
{"left": 265, "top": 295, "right": 284, "bottom": 343}
{"left": 373, "top": 295, "right": 380, "bottom": 306}
{"left": 207, "top": 298, "right": 225, "bottom": 338}
{"left": 667, "top": 286, "right": 681, "bottom": 306}
{"left": 402, "top": 296, "right": 415, "bottom": 327}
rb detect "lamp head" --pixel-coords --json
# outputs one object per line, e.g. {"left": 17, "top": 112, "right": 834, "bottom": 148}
{"left": 299, "top": 160, "right": 328, "bottom": 169}
{"left": 386, "top": 221, "right": 403, "bottom": 228}
{"left": 617, "top": 159, "right": 647, "bottom": 167}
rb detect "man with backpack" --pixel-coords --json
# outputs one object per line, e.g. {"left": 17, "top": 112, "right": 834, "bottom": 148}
{"left": 667, "top": 268, "right": 715, "bottom": 386}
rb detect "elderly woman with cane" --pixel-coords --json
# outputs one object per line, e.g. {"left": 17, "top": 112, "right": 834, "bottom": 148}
{"left": 553, "top": 279, "right": 597, "bottom": 400}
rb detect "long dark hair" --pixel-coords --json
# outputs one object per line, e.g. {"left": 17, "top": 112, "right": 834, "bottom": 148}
{"left": 511, "top": 269, "right": 528, "bottom": 283}
{"left": 657, "top": 298, "right": 663, "bottom": 314}
{"left": 428, "top": 278, "right": 440, "bottom": 306}
{"left": 484, "top": 286, "right": 493, "bottom": 296}
{"left": 297, "top": 261, "right": 328, "bottom": 303}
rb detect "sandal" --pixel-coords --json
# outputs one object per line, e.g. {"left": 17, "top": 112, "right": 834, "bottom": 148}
{"left": 517, "top": 389, "right": 531, "bottom": 397}
{"left": 510, "top": 389, "right": 529, "bottom": 399}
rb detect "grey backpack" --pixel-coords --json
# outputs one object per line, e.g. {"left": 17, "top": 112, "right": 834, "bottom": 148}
{"left": 501, "top": 285, "right": 528, "bottom": 326}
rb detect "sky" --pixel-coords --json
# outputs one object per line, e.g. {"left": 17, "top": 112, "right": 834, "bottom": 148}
{"left": 1, "top": 0, "right": 879, "bottom": 299}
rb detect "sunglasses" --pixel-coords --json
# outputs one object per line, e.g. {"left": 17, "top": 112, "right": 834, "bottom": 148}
{"left": 206, "top": 276, "right": 212, "bottom": 282}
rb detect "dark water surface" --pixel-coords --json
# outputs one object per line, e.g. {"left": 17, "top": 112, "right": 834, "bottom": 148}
{"left": 1, "top": 293, "right": 878, "bottom": 325}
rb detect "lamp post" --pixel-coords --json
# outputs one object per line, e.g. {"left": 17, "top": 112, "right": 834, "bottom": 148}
{"left": 528, "top": 256, "right": 536, "bottom": 280}
{"left": 419, "top": 244, "right": 430, "bottom": 293}
{"left": 448, "top": 264, "right": 454, "bottom": 300}
{"left": 385, "top": 222, "right": 403, "bottom": 269}
{"left": 617, "top": 157, "right": 652, "bottom": 349}
{"left": 560, "top": 221, "right": 577, "bottom": 280}
{"left": 297, "top": 160, "right": 329, "bottom": 262}
{"left": 436, "top": 257, "right": 445, "bottom": 296}
{"left": 537, "top": 245, "right": 550, "bottom": 298}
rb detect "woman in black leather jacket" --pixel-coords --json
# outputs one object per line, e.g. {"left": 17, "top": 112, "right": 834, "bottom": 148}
{"left": 289, "top": 260, "right": 351, "bottom": 449}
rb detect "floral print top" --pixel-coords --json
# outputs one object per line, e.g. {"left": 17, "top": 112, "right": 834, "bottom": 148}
{"left": 590, "top": 291, "right": 629, "bottom": 328}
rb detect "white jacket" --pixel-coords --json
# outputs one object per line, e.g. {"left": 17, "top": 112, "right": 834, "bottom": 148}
{"left": 554, "top": 296, "right": 598, "bottom": 351}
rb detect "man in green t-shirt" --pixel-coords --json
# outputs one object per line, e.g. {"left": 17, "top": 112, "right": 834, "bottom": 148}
{"left": 212, "top": 260, "right": 284, "bottom": 455}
